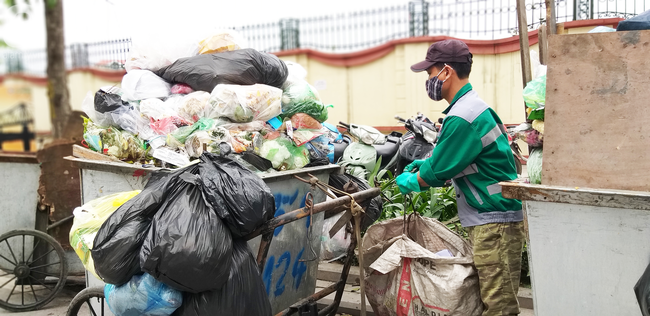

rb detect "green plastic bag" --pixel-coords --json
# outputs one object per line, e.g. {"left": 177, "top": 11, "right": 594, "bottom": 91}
{"left": 280, "top": 79, "right": 330, "bottom": 122}
{"left": 528, "top": 148, "right": 543, "bottom": 184}
{"left": 522, "top": 75, "right": 546, "bottom": 109}
{"left": 258, "top": 136, "right": 309, "bottom": 171}
{"left": 169, "top": 117, "right": 215, "bottom": 144}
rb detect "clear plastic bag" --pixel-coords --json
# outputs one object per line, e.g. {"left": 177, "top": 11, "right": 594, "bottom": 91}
{"left": 100, "top": 128, "right": 149, "bottom": 161}
{"left": 292, "top": 129, "right": 325, "bottom": 147}
{"left": 178, "top": 92, "right": 210, "bottom": 123}
{"left": 349, "top": 124, "right": 387, "bottom": 145}
{"left": 198, "top": 30, "right": 247, "bottom": 54}
{"left": 320, "top": 212, "right": 351, "bottom": 261}
{"left": 83, "top": 117, "right": 104, "bottom": 152}
{"left": 121, "top": 70, "right": 172, "bottom": 101}
{"left": 280, "top": 78, "right": 329, "bottom": 122}
{"left": 217, "top": 120, "right": 267, "bottom": 132}
{"left": 105, "top": 273, "right": 183, "bottom": 316}
{"left": 70, "top": 191, "right": 140, "bottom": 279}
{"left": 522, "top": 74, "right": 546, "bottom": 109}
{"left": 206, "top": 84, "right": 282, "bottom": 123}
{"left": 257, "top": 136, "right": 310, "bottom": 170}
{"left": 185, "top": 128, "right": 231, "bottom": 158}
{"left": 168, "top": 118, "right": 215, "bottom": 144}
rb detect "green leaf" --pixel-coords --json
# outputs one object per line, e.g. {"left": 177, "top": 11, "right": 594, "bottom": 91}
{"left": 368, "top": 156, "right": 382, "bottom": 187}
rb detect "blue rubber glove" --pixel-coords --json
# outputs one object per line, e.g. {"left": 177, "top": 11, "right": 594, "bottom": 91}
{"left": 404, "top": 160, "right": 426, "bottom": 173}
{"left": 396, "top": 172, "right": 422, "bottom": 195}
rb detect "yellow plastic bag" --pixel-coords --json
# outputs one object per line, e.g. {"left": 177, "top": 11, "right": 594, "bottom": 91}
{"left": 69, "top": 191, "right": 140, "bottom": 279}
{"left": 198, "top": 32, "right": 243, "bottom": 55}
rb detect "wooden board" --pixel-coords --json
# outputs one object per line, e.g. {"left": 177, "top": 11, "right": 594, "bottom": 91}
{"left": 543, "top": 30, "right": 650, "bottom": 192}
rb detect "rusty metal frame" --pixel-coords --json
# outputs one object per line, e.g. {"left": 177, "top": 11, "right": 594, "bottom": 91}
{"left": 246, "top": 187, "right": 380, "bottom": 316}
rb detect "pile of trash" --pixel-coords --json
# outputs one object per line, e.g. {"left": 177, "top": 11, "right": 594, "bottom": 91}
{"left": 512, "top": 62, "right": 546, "bottom": 184}
{"left": 70, "top": 153, "right": 275, "bottom": 316}
{"left": 82, "top": 30, "right": 336, "bottom": 172}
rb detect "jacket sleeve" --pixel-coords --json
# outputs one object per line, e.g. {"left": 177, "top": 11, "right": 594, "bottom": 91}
{"left": 419, "top": 116, "right": 482, "bottom": 187}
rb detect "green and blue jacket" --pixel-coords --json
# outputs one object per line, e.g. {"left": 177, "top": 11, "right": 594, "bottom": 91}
{"left": 419, "top": 83, "right": 523, "bottom": 227}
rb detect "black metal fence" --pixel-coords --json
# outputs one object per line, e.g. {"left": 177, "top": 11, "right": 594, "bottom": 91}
{"left": 1, "top": 0, "right": 646, "bottom": 76}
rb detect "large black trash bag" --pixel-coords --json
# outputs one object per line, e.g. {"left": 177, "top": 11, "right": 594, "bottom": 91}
{"left": 155, "top": 49, "right": 289, "bottom": 92}
{"left": 328, "top": 173, "right": 383, "bottom": 230}
{"left": 140, "top": 171, "right": 233, "bottom": 293}
{"left": 198, "top": 153, "right": 275, "bottom": 238}
{"left": 172, "top": 240, "right": 272, "bottom": 316}
{"left": 92, "top": 168, "right": 188, "bottom": 285}
{"left": 635, "top": 261, "right": 650, "bottom": 316}
{"left": 617, "top": 9, "right": 650, "bottom": 31}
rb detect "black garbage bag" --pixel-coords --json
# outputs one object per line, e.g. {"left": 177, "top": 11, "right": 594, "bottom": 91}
{"left": 617, "top": 9, "right": 650, "bottom": 31}
{"left": 634, "top": 261, "right": 650, "bottom": 316}
{"left": 140, "top": 170, "right": 233, "bottom": 293}
{"left": 92, "top": 168, "right": 188, "bottom": 285}
{"left": 155, "top": 49, "right": 288, "bottom": 92}
{"left": 199, "top": 153, "right": 275, "bottom": 238}
{"left": 94, "top": 88, "right": 130, "bottom": 113}
{"left": 328, "top": 173, "right": 383, "bottom": 230}
{"left": 172, "top": 240, "right": 272, "bottom": 316}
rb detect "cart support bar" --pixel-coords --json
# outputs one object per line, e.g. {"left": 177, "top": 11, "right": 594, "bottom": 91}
{"left": 245, "top": 188, "right": 380, "bottom": 240}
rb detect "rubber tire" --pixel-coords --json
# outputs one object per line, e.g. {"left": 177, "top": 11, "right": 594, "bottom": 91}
{"left": 66, "top": 287, "right": 106, "bottom": 316}
{"left": 0, "top": 229, "right": 68, "bottom": 312}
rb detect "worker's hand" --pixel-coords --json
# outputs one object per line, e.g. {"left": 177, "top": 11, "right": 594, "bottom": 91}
{"left": 404, "top": 160, "right": 425, "bottom": 173}
{"left": 396, "top": 172, "right": 422, "bottom": 195}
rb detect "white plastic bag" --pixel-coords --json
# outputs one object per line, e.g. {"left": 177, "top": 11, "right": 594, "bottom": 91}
{"left": 126, "top": 33, "right": 199, "bottom": 72}
{"left": 206, "top": 84, "right": 282, "bottom": 123}
{"left": 121, "top": 70, "right": 172, "bottom": 101}
{"left": 320, "top": 212, "right": 351, "bottom": 261}
{"left": 362, "top": 216, "right": 482, "bottom": 316}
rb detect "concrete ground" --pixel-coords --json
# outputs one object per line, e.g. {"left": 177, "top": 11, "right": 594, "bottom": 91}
{"left": 0, "top": 283, "right": 82, "bottom": 316}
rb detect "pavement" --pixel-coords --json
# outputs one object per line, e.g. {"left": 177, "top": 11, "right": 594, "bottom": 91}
{"left": 0, "top": 282, "right": 82, "bottom": 316}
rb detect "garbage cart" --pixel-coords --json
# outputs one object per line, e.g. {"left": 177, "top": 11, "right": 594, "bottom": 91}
{"left": 63, "top": 157, "right": 377, "bottom": 316}
{"left": 498, "top": 30, "right": 650, "bottom": 316}
{"left": 0, "top": 153, "right": 71, "bottom": 312}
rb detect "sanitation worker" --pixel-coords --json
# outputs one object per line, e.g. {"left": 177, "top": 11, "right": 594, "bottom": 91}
{"left": 397, "top": 39, "right": 525, "bottom": 316}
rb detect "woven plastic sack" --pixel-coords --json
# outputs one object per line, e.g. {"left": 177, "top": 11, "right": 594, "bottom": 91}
{"left": 70, "top": 191, "right": 140, "bottom": 279}
{"left": 522, "top": 75, "right": 546, "bottom": 109}
{"left": 105, "top": 273, "right": 182, "bottom": 316}
{"left": 206, "top": 84, "right": 282, "bottom": 123}
{"left": 362, "top": 215, "right": 482, "bottom": 316}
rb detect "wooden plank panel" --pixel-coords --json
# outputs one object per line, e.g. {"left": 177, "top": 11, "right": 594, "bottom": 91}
{"left": 543, "top": 31, "right": 650, "bottom": 191}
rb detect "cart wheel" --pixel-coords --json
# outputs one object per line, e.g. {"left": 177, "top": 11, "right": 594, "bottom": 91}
{"left": 0, "top": 229, "right": 68, "bottom": 312}
{"left": 66, "top": 287, "right": 106, "bottom": 316}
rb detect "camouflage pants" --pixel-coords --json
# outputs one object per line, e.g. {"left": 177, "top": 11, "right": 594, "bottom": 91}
{"left": 467, "top": 221, "right": 526, "bottom": 316}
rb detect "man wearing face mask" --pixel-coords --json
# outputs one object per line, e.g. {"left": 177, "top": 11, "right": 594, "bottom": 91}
{"left": 396, "top": 39, "right": 525, "bottom": 316}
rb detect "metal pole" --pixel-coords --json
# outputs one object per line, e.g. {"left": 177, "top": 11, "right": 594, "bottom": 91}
{"left": 546, "top": 0, "right": 557, "bottom": 35}
{"left": 516, "top": 0, "right": 533, "bottom": 87}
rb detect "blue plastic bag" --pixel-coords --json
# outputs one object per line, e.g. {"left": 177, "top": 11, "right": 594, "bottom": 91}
{"left": 617, "top": 9, "right": 650, "bottom": 31}
{"left": 105, "top": 273, "right": 182, "bottom": 316}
